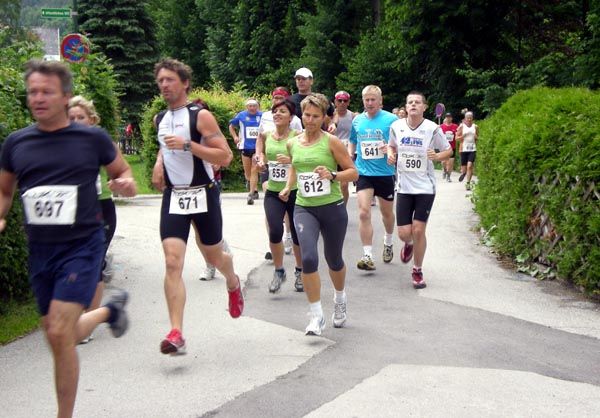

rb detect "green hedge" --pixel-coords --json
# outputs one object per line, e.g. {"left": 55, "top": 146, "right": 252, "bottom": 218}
{"left": 475, "top": 87, "right": 600, "bottom": 295}
{"left": 141, "top": 86, "right": 270, "bottom": 191}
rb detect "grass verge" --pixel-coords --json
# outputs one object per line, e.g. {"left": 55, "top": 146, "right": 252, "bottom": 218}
{"left": 0, "top": 299, "right": 40, "bottom": 345}
{"left": 124, "top": 154, "right": 155, "bottom": 195}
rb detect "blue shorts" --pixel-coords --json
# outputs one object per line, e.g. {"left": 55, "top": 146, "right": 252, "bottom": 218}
{"left": 28, "top": 228, "right": 104, "bottom": 315}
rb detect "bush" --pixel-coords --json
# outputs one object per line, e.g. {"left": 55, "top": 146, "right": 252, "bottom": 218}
{"left": 141, "top": 85, "right": 270, "bottom": 191}
{"left": 475, "top": 87, "right": 600, "bottom": 295}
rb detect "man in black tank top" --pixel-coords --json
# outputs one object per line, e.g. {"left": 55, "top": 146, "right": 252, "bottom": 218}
{"left": 152, "top": 59, "right": 244, "bottom": 356}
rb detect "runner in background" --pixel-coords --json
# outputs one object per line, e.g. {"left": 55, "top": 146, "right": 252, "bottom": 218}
{"left": 256, "top": 98, "right": 303, "bottom": 293}
{"left": 229, "top": 99, "right": 262, "bottom": 205}
{"left": 67, "top": 95, "right": 118, "bottom": 344}
{"left": 440, "top": 112, "right": 458, "bottom": 182}
{"left": 332, "top": 90, "right": 355, "bottom": 205}
{"left": 456, "top": 111, "right": 479, "bottom": 190}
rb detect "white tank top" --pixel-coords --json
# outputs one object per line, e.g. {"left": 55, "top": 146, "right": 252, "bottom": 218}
{"left": 461, "top": 123, "right": 477, "bottom": 152}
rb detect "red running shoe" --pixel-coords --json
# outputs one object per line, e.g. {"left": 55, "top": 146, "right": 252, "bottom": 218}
{"left": 412, "top": 269, "right": 427, "bottom": 289}
{"left": 228, "top": 276, "right": 244, "bottom": 318}
{"left": 400, "top": 243, "right": 414, "bottom": 263}
{"left": 160, "top": 329, "right": 186, "bottom": 355}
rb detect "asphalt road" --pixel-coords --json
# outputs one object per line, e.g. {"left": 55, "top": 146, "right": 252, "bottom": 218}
{"left": 1, "top": 174, "right": 599, "bottom": 417}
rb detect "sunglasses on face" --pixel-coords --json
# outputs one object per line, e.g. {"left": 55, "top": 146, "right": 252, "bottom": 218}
{"left": 295, "top": 77, "right": 308, "bottom": 81}
{"left": 336, "top": 99, "right": 348, "bottom": 103}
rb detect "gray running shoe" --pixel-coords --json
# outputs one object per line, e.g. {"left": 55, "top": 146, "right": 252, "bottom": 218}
{"left": 305, "top": 314, "right": 325, "bottom": 336}
{"left": 102, "top": 252, "right": 114, "bottom": 283}
{"left": 269, "top": 269, "right": 286, "bottom": 293}
{"left": 284, "top": 235, "right": 293, "bottom": 255}
{"left": 200, "top": 265, "right": 216, "bottom": 281}
{"left": 357, "top": 254, "right": 376, "bottom": 271}
{"left": 252, "top": 190, "right": 259, "bottom": 200}
{"left": 332, "top": 301, "right": 347, "bottom": 328}
{"left": 79, "top": 333, "right": 94, "bottom": 345}
{"left": 294, "top": 269, "right": 304, "bottom": 292}
{"left": 107, "top": 289, "right": 129, "bottom": 338}
{"left": 382, "top": 244, "right": 393, "bottom": 263}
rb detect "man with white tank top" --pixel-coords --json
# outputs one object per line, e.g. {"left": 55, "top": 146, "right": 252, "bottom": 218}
{"left": 152, "top": 59, "right": 244, "bottom": 356}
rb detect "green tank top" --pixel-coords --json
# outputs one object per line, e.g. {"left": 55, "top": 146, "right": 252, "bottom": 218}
{"left": 290, "top": 133, "right": 342, "bottom": 207}
{"left": 265, "top": 131, "right": 297, "bottom": 193}
{"left": 99, "top": 168, "right": 112, "bottom": 200}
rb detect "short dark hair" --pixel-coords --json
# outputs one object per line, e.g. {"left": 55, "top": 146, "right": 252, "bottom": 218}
{"left": 154, "top": 58, "right": 193, "bottom": 93}
{"left": 271, "top": 98, "right": 296, "bottom": 115}
{"left": 406, "top": 90, "right": 427, "bottom": 105}
{"left": 25, "top": 60, "right": 73, "bottom": 94}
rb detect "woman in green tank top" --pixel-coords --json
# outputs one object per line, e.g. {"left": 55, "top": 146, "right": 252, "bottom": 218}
{"left": 279, "top": 93, "right": 358, "bottom": 336}
{"left": 255, "top": 99, "right": 303, "bottom": 293}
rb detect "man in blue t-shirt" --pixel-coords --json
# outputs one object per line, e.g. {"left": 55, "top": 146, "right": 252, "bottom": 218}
{"left": 0, "top": 60, "right": 136, "bottom": 418}
{"left": 349, "top": 85, "right": 398, "bottom": 271}
{"left": 229, "top": 99, "right": 262, "bottom": 204}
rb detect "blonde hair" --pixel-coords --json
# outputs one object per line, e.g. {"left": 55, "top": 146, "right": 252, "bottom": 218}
{"left": 361, "top": 85, "right": 382, "bottom": 97}
{"left": 68, "top": 95, "right": 100, "bottom": 125}
{"left": 300, "top": 93, "right": 329, "bottom": 116}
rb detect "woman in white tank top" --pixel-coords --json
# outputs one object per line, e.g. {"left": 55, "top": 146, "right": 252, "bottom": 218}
{"left": 456, "top": 111, "right": 479, "bottom": 190}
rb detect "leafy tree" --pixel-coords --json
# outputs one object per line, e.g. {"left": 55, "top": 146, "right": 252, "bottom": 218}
{"left": 149, "top": 0, "right": 210, "bottom": 87}
{"left": 297, "top": 0, "right": 372, "bottom": 97}
{"left": 1, "top": 0, "right": 21, "bottom": 28}
{"left": 77, "top": 0, "right": 160, "bottom": 123}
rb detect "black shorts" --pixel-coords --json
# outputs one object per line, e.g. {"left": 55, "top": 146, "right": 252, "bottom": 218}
{"left": 160, "top": 184, "right": 223, "bottom": 245}
{"left": 356, "top": 175, "right": 395, "bottom": 201}
{"left": 259, "top": 169, "right": 269, "bottom": 184}
{"left": 28, "top": 228, "right": 104, "bottom": 315}
{"left": 460, "top": 151, "right": 476, "bottom": 165}
{"left": 450, "top": 148, "right": 456, "bottom": 158}
{"left": 241, "top": 149, "right": 255, "bottom": 158}
{"left": 396, "top": 193, "right": 435, "bottom": 225}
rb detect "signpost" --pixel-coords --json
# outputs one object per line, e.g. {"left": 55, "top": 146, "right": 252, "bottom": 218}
{"left": 41, "top": 8, "right": 72, "bottom": 19}
{"left": 60, "top": 34, "right": 90, "bottom": 63}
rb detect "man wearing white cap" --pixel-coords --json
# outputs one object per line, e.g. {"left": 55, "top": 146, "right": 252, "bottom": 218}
{"left": 229, "top": 98, "right": 262, "bottom": 204}
{"left": 290, "top": 67, "right": 336, "bottom": 132}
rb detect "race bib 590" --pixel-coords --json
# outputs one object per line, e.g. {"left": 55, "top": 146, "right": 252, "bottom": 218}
{"left": 22, "top": 185, "right": 78, "bottom": 225}
{"left": 399, "top": 151, "right": 427, "bottom": 172}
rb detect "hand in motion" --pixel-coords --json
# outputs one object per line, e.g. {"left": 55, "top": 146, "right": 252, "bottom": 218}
{"left": 109, "top": 177, "right": 137, "bottom": 197}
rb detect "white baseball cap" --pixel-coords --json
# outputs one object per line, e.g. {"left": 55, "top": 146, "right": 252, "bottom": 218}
{"left": 294, "top": 67, "right": 313, "bottom": 78}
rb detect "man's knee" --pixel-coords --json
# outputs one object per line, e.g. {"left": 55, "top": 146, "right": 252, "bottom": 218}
{"left": 358, "top": 207, "right": 371, "bottom": 224}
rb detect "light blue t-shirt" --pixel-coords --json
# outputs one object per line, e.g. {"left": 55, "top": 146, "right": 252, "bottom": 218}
{"left": 229, "top": 110, "right": 262, "bottom": 151}
{"left": 349, "top": 110, "right": 397, "bottom": 176}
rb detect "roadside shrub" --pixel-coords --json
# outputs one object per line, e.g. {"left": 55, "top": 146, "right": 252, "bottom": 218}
{"left": 475, "top": 87, "right": 600, "bottom": 295}
{"left": 141, "top": 85, "right": 270, "bottom": 191}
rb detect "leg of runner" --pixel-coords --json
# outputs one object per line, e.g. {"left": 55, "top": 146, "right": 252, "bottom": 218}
{"left": 357, "top": 188, "right": 376, "bottom": 270}
{"left": 161, "top": 238, "right": 187, "bottom": 354}
{"left": 250, "top": 155, "right": 259, "bottom": 200}
{"left": 242, "top": 154, "right": 254, "bottom": 204}
{"left": 379, "top": 196, "right": 395, "bottom": 263}
{"left": 203, "top": 242, "right": 244, "bottom": 318}
{"left": 264, "top": 191, "right": 287, "bottom": 293}
{"left": 283, "top": 213, "right": 293, "bottom": 254}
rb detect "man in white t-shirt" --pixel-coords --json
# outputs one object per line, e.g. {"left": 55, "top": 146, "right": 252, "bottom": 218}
{"left": 387, "top": 91, "right": 452, "bottom": 289}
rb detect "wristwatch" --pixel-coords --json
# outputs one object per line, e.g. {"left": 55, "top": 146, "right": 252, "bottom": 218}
{"left": 183, "top": 140, "right": 192, "bottom": 152}
{"left": 330, "top": 171, "right": 337, "bottom": 180}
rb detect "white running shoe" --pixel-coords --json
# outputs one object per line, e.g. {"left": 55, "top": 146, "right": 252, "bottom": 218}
{"left": 284, "top": 235, "right": 293, "bottom": 255}
{"left": 332, "top": 301, "right": 347, "bottom": 328}
{"left": 305, "top": 314, "right": 325, "bottom": 336}
{"left": 200, "top": 265, "right": 216, "bottom": 281}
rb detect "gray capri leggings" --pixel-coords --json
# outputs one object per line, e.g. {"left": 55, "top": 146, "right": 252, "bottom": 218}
{"left": 293, "top": 200, "right": 348, "bottom": 274}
